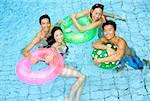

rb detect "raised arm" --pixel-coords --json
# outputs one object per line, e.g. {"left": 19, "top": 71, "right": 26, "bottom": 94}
{"left": 56, "top": 10, "right": 90, "bottom": 25}
{"left": 71, "top": 14, "right": 101, "bottom": 32}
{"left": 72, "top": 18, "right": 101, "bottom": 31}
{"left": 103, "top": 12, "right": 127, "bottom": 22}
{"left": 74, "top": 9, "right": 90, "bottom": 18}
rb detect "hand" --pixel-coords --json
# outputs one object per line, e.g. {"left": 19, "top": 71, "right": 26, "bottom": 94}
{"left": 94, "top": 58, "right": 100, "bottom": 65}
{"left": 45, "top": 51, "right": 54, "bottom": 64}
{"left": 107, "top": 48, "right": 116, "bottom": 56}
{"left": 121, "top": 19, "right": 127, "bottom": 22}
{"left": 56, "top": 20, "right": 66, "bottom": 25}
{"left": 28, "top": 56, "right": 39, "bottom": 64}
{"left": 114, "top": 15, "right": 127, "bottom": 22}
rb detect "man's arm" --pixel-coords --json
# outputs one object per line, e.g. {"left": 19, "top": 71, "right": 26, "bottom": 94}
{"left": 94, "top": 38, "right": 127, "bottom": 64}
{"left": 93, "top": 38, "right": 115, "bottom": 55}
{"left": 22, "top": 33, "right": 41, "bottom": 64}
{"left": 23, "top": 33, "right": 40, "bottom": 57}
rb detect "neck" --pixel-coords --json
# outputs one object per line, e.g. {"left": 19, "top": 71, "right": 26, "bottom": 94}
{"left": 52, "top": 42, "right": 61, "bottom": 48}
{"left": 108, "top": 36, "right": 117, "bottom": 43}
{"left": 41, "top": 30, "right": 51, "bottom": 38}
{"left": 41, "top": 30, "right": 49, "bottom": 34}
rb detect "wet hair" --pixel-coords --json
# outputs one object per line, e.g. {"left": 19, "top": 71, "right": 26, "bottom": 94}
{"left": 102, "top": 20, "right": 116, "bottom": 31}
{"left": 39, "top": 14, "right": 51, "bottom": 24}
{"left": 45, "top": 26, "right": 62, "bottom": 47}
{"left": 90, "top": 3, "right": 104, "bottom": 18}
{"left": 45, "top": 26, "right": 69, "bottom": 52}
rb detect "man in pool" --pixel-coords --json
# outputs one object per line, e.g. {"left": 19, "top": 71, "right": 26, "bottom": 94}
{"left": 93, "top": 20, "right": 143, "bottom": 69}
{"left": 23, "top": 14, "right": 54, "bottom": 64}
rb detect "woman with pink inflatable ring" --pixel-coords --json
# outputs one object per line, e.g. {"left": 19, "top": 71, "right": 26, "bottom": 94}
{"left": 44, "top": 26, "right": 86, "bottom": 101}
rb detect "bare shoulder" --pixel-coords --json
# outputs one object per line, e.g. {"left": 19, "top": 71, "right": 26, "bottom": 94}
{"left": 95, "top": 37, "right": 108, "bottom": 44}
{"left": 35, "top": 31, "right": 41, "bottom": 38}
{"left": 117, "top": 36, "right": 126, "bottom": 43}
{"left": 117, "top": 36, "right": 128, "bottom": 47}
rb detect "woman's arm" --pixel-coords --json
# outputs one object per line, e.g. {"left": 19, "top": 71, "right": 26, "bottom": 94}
{"left": 71, "top": 14, "right": 101, "bottom": 32}
{"left": 103, "top": 12, "right": 127, "bottom": 22}
{"left": 45, "top": 51, "right": 54, "bottom": 64}
{"left": 74, "top": 9, "right": 90, "bottom": 18}
{"left": 56, "top": 10, "right": 90, "bottom": 25}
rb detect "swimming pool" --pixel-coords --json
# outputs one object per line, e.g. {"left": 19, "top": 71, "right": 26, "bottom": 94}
{"left": 0, "top": 0, "right": 150, "bottom": 101}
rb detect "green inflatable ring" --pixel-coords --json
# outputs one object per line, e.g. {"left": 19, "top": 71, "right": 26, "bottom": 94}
{"left": 58, "top": 16, "right": 98, "bottom": 43}
{"left": 92, "top": 43, "right": 119, "bottom": 69}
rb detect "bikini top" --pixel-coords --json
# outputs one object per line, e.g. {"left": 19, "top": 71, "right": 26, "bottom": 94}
{"left": 51, "top": 43, "right": 68, "bottom": 57}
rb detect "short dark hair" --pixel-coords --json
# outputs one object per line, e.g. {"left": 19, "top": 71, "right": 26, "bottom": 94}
{"left": 39, "top": 14, "right": 51, "bottom": 24}
{"left": 102, "top": 20, "right": 116, "bottom": 30}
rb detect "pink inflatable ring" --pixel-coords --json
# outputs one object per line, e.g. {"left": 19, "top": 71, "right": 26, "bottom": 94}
{"left": 16, "top": 48, "right": 64, "bottom": 84}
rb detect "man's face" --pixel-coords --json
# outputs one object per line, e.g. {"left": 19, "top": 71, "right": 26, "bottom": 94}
{"left": 104, "top": 25, "right": 115, "bottom": 40}
{"left": 40, "top": 18, "right": 51, "bottom": 32}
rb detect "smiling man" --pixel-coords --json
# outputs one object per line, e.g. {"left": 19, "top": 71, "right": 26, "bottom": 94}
{"left": 93, "top": 20, "right": 143, "bottom": 69}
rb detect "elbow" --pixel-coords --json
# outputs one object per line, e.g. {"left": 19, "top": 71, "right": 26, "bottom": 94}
{"left": 78, "top": 28, "right": 84, "bottom": 32}
{"left": 22, "top": 48, "right": 29, "bottom": 57}
{"left": 78, "top": 26, "right": 86, "bottom": 32}
{"left": 92, "top": 44, "right": 97, "bottom": 49}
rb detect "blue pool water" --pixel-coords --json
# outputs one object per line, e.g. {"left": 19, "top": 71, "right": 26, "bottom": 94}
{"left": 0, "top": 0, "right": 150, "bottom": 101}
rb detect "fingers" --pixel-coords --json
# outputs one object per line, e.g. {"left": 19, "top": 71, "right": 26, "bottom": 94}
{"left": 56, "top": 20, "right": 66, "bottom": 25}
{"left": 93, "top": 58, "right": 100, "bottom": 65}
{"left": 28, "top": 56, "right": 39, "bottom": 64}
{"left": 45, "top": 52, "right": 54, "bottom": 64}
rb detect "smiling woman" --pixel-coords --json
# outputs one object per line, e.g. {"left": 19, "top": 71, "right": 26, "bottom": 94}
{"left": 58, "top": 15, "right": 98, "bottom": 43}
{"left": 16, "top": 48, "right": 64, "bottom": 84}
{"left": 58, "top": 3, "right": 127, "bottom": 43}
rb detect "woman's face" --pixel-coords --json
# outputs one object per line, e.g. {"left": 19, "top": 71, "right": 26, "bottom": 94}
{"left": 91, "top": 8, "right": 103, "bottom": 22}
{"left": 104, "top": 25, "right": 116, "bottom": 40}
{"left": 54, "top": 30, "right": 63, "bottom": 43}
{"left": 40, "top": 18, "right": 51, "bottom": 32}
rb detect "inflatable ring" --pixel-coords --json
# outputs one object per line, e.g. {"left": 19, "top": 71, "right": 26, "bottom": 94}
{"left": 58, "top": 16, "right": 98, "bottom": 43}
{"left": 16, "top": 48, "right": 64, "bottom": 84}
{"left": 92, "top": 43, "right": 119, "bottom": 69}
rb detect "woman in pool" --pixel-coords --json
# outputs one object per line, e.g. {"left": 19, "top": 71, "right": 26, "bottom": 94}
{"left": 23, "top": 14, "right": 54, "bottom": 64}
{"left": 70, "top": 3, "right": 126, "bottom": 32}
{"left": 45, "top": 26, "right": 85, "bottom": 101}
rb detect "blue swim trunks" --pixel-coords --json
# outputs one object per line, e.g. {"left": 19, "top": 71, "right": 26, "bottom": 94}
{"left": 118, "top": 48, "right": 143, "bottom": 69}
